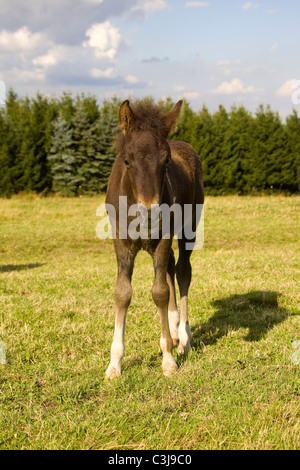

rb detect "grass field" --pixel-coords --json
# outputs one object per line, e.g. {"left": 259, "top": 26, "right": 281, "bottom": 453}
{"left": 0, "top": 194, "right": 299, "bottom": 450}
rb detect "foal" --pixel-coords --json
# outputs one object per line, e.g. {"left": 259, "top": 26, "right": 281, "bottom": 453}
{"left": 104, "top": 99, "right": 204, "bottom": 378}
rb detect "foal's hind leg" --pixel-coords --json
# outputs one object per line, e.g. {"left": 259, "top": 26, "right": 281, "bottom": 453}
{"left": 152, "top": 240, "right": 177, "bottom": 376}
{"left": 176, "top": 238, "right": 193, "bottom": 355}
{"left": 167, "top": 248, "right": 180, "bottom": 346}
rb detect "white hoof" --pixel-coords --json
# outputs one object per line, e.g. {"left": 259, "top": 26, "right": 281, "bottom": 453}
{"left": 162, "top": 360, "right": 178, "bottom": 376}
{"left": 104, "top": 364, "right": 122, "bottom": 380}
{"left": 177, "top": 341, "right": 191, "bottom": 356}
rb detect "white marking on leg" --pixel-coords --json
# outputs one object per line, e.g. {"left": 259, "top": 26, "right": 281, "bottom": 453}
{"left": 160, "top": 336, "right": 178, "bottom": 376}
{"left": 168, "top": 310, "right": 180, "bottom": 344}
{"left": 105, "top": 321, "right": 125, "bottom": 379}
{"left": 158, "top": 305, "right": 178, "bottom": 376}
{"left": 178, "top": 321, "right": 192, "bottom": 355}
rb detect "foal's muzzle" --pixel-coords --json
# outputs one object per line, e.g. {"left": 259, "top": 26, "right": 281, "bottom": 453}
{"left": 137, "top": 203, "right": 161, "bottom": 230}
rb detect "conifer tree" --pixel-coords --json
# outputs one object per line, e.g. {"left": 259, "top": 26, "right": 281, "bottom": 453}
{"left": 208, "top": 105, "right": 230, "bottom": 193}
{"left": 48, "top": 114, "right": 79, "bottom": 196}
{"left": 285, "top": 110, "right": 300, "bottom": 192}
{"left": 253, "top": 105, "right": 286, "bottom": 191}
{"left": 79, "top": 94, "right": 100, "bottom": 123}
{"left": 96, "top": 97, "right": 120, "bottom": 191}
{"left": 222, "top": 105, "right": 255, "bottom": 193}
{"left": 71, "top": 104, "right": 102, "bottom": 194}
{"left": 58, "top": 92, "right": 76, "bottom": 123}
{"left": 1, "top": 89, "right": 25, "bottom": 194}
{"left": 172, "top": 101, "right": 197, "bottom": 148}
{"left": 0, "top": 110, "right": 13, "bottom": 196}
{"left": 0, "top": 88, "right": 299, "bottom": 196}
{"left": 21, "top": 94, "right": 56, "bottom": 193}
{"left": 194, "top": 105, "right": 214, "bottom": 189}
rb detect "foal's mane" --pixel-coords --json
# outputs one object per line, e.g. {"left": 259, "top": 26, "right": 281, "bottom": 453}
{"left": 115, "top": 99, "right": 168, "bottom": 153}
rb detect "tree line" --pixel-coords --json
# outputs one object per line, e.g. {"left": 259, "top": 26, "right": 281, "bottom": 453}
{"left": 0, "top": 89, "right": 299, "bottom": 197}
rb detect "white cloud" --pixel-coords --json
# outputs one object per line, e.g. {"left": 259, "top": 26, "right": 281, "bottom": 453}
{"left": 217, "top": 60, "right": 231, "bottom": 66}
{"left": 0, "top": 1, "right": 168, "bottom": 39}
{"left": 276, "top": 79, "right": 298, "bottom": 97}
{"left": 125, "top": 74, "right": 139, "bottom": 84}
{"left": 215, "top": 60, "right": 242, "bottom": 77}
{"left": 31, "top": 43, "right": 124, "bottom": 86}
{"left": 244, "top": 64, "right": 275, "bottom": 76}
{"left": 0, "top": 26, "right": 45, "bottom": 51}
{"left": 0, "top": 26, "right": 51, "bottom": 84}
{"left": 132, "top": 0, "right": 167, "bottom": 15}
{"left": 33, "top": 53, "right": 57, "bottom": 68}
{"left": 217, "top": 59, "right": 242, "bottom": 66}
{"left": 173, "top": 86, "right": 200, "bottom": 101}
{"left": 0, "top": 1, "right": 167, "bottom": 91}
{"left": 271, "top": 42, "right": 278, "bottom": 52}
{"left": 8, "top": 67, "right": 45, "bottom": 82}
{"left": 144, "top": 0, "right": 167, "bottom": 12}
{"left": 181, "top": 91, "right": 200, "bottom": 100}
{"left": 267, "top": 9, "right": 280, "bottom": 14}
{"left": 242, "top": 2, "right": 260, "bottom": 10}
{"left": 185, "top": 2, "right": 210, "bottom": 8}
{"left": 210, "top": 78, "right": 262, "bottom": 95}
{"left": 83, "top": 21, "right": 122, "bottom": 60}
{"left": 33, "top": 46, "right": 67, "bottom": 68}
{"left": 91, "top": 67, "right": 117, "bottom": 79}
{"left": 222, "top": 68, "right": 232, "bottom": 76}
{"left": 173, "top": 85, "right": 186, "bottom": 92}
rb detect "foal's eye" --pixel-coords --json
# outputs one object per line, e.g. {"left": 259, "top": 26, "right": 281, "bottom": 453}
{"left": 123, "top": 157, "right": 130, "bottom": 168}
{"left": 165, "top": 155, "right": 170, "bottom": 167}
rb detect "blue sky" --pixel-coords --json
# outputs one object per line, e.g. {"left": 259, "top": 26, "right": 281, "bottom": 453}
{"left": 0, "top": 0, "right": 299, "bottom": 116}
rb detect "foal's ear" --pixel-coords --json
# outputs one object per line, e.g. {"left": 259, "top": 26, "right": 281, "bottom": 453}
{"left": 119, "top": 100, "right": 135, "bottom": 135}
{"left": 162, "top": 100, "right": 183, "bottom": 137}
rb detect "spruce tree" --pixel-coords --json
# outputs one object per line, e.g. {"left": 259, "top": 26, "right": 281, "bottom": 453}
{"left": 79, "top": 94, "right": 100, "bottom": 123}
{"left": 194, "top": 105, "right": 214, "bottom": 189}
{"left": 0, "top": 130, "right": 13, "bottom": 196}
{"left": 285, "top": 110, "right": 300, "bottom": 192}
{"left": 1, "top": 88, "right": 299, "bottom": 196}
{"left": 172, "top": 101, "right": 200, "bottom": 153}
{"left": 253, "top": 105, "right": 286, "bottom": 192}
{"left": 20, "top": 94, "right": 55, "bottom": 194}
{"left": 71, "top": 104, "right": 102, "bottom": 194}
{"left": 58, "top": 92, "right": 76, "bottom": 123}
{"left": 222, "top": 105, "right": 255, "bottom": 193}
{"left": 96, "top": 97, "right": 119, "bottom": 191}
{"left": 1, "top": 89, "right": 25, "bottom": 194}
{"left": 48, "top": 114, "right": 79, "bottom": 196}
{"left": 208, "top": 105, "right": 230, "bottom": 193}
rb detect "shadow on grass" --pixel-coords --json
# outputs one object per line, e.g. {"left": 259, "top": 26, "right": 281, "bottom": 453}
{"left": 119, "top": 291, "right": 294, "bottom": 372}
{"left": 0, "top": 263, "right": 46, "bottom": 273}
{"left": 192, "top": 290, "right": 292, "bottom": 348}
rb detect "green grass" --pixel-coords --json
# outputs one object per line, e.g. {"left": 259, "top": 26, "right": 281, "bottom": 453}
{"left": 0, "top": 194, "right": 299, "bottom": 450}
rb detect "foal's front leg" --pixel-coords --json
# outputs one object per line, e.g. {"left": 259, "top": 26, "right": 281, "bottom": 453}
{"left": 105, "top": 242, "right": 136, "bottom": 380}
{"left": 152, "top": 240, "right": 178, "bottom": 376}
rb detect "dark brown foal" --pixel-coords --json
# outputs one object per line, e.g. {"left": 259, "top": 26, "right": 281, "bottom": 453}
{"left": 104, "top": 99, "right": 204, "bottom": 378}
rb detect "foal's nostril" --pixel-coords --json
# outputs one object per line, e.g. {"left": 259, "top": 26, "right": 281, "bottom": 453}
{"left": 137, "top": 203, "right": 161, "bottom": 229}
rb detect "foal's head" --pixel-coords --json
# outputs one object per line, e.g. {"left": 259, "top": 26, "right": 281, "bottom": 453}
{"left": 117, "top": 99, "right": 183, "bottom": 209}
